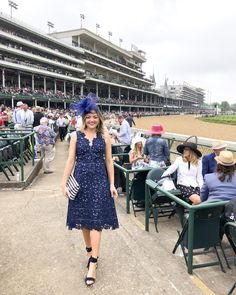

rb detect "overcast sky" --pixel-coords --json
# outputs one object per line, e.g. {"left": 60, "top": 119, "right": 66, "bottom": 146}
{"left": 1, "top": 0, "right": 236, "bottom": 103}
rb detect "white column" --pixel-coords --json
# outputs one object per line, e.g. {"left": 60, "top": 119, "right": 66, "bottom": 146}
{"left": 44, "top": 77, "right": 46, "bottom": 92}
{"left": 118, "top": 87, "right": 121, "bottom": 99}
{"left": 96, "top": 82, "right": 98, "bottom": 97}
{"left": 108, "top": 85, "right": 111, "bottom": 98}
{"left": 64, "top": 101, "right": 66, "bottom": 109}
{"left": 64, "top": 81, "right": 66, "bottom": 95}
{"left": 127, "top": 89, "right": 129, "bottom": 100}
{"left": 135, "top": 92, "right": 137, "bottom": 102}
{"left": 54, "top": 80, "right": 57, "bottom": 93}
{"left": 35, "top": 99, "right": 37, "bottom": 107}
{"left": 48, "top": 100, "right": 50, "bottom": 109}
{"left": 32, "top": 74, "right": 35, "bottom": 91}
{"left": 11, "top": 96, "right": 14, "bottom": 108}
{"left": 2, "top": 69, "right": 5, "bottom": 87}
{"left": 72, "top": 83, "right": 75, "bottom": 96}
{"left": 80, "top": 84, "right": 84, "bottom": 96}
{"left": 18, "top": 73, "right": 21, "bottom": 88}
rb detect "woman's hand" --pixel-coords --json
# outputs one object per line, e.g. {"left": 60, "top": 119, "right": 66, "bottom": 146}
{"left": 110, "top": 184, "right": 118, "bottom": 199}
{"left": 61, "top": 184, "right": 69, "bottom": 198}
{"left": 137, "top": 156, "right": 144, "bottom": 160}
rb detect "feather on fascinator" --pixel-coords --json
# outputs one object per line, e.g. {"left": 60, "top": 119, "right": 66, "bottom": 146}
{"left": 70, "top": 93, "right": 100, "bottom": 116}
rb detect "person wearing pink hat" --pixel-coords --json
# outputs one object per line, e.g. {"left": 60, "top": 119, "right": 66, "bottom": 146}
{"left": 143, "top": 124, "right": 170, "bottom": 167}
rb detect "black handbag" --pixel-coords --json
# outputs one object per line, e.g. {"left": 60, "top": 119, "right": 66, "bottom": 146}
{"left": 66, "top": 174, "right": 80, "bottom": 200}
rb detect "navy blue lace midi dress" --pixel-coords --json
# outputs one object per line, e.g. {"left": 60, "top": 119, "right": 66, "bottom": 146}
{"left": 66, "top": 131, "right": 119, "bottom": 231}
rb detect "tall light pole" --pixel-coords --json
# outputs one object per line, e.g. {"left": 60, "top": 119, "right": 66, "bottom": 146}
{"left": 96, "top": 23, "right": 100, "bottom": 35}
{"left": 108, "top": 31, "right": 112, "bottom": 41}
{"left": 8, "top": 0, "right": 18, "bottom": 18}
{"left": 80, "top": 14, "right": 85, "bottom": 28}
{"left": 47, "top": 21, "right": 54, "bottom": 34}
{"left": 119, "top": 38, "right": 123, "bottom": 47}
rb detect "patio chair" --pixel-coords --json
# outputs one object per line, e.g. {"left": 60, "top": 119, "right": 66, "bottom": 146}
{"left": 224, "top": 221, "right": 236, "bottom": 254}
{"left": 146, "top": 168, "right": 181, "bottom": 232}
{"left": 1, "top": 146, "right": 15, "bottom": 176}
{"left": 0, "top": 148, "right": 11, "bottom": 181}
{"left": 224, "top": 222, "right": 236, "bottom": 295}
{"left": 172, "top": 204, "right": 230, "bottom": 273}
{"left": 129, "top": 170, "right": 149, "bottom": 216}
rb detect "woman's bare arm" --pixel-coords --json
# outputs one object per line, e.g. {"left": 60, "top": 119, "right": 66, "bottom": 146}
{"left": 104, "top": 133, "right": 118, "bottom": 198}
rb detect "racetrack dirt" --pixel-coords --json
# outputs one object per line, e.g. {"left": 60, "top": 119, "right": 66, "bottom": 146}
{"left": 135, "top": 115, "right": 236, "bottom": 141}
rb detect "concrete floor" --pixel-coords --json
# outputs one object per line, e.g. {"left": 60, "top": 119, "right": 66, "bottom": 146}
{"left": 0, "top": 141, "right": 235, "bottom": 295}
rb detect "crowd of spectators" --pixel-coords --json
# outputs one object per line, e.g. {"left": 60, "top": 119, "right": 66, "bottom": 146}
{"left": 0, "top": 87, "right": 175, "bottom": 108}
{"left": 0, "top": 25, "right": 83, "bottom": 60}
{"left": 84, "top": 53, "right": 145, "bottom": 79}
{"left": 85, "top": 70, "right": 155, "bottom": 92}
{"left": 0, "top": 87, "right": 81, "bottom": 100}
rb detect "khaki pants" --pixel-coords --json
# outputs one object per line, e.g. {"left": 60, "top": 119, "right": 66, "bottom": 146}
{"left": 40, "top": 144, "right": 55, "bottom": 172}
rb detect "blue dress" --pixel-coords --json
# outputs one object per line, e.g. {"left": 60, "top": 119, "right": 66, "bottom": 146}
{"left": 66, "top": 131, "right": 119, "bottom": 231}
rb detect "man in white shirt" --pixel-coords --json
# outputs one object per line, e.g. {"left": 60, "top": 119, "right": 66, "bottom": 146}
{"left": 17, "top": 104, "right": 34, "bottom": 129}
{"left": 13, "top": 101, "right": 24, "bottom": 125}
{"left": 56, "top": 113, "right": 67, "bottom": 141}
{"left": 117, "top": 114, "right": 131, "bottom": 145}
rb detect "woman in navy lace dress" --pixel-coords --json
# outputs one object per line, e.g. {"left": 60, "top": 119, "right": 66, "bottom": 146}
{"left": 61, "top": 94, "right": 118, "bottom": 286}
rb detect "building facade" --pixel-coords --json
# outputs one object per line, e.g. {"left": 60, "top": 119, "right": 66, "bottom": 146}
{"left": 0, "top": 12, "right": 204, "bottom": 112}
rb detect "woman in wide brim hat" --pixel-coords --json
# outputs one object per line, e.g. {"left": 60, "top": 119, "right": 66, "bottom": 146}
{"left": 129, "top": 136, "right": 146, "bottom": 168}
{"left": 190, "top": 150, "right": 236, "bottom": 205}
{"left": 177, "top": 141, "right": 202, "bottom": 158}
{"left": 161, "top": 136, "right": 203, "bottom": 211}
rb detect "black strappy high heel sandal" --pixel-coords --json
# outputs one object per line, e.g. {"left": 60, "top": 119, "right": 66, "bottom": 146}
{"left": 86, "top": 247, "right": 99, "bottom": 269}
{"left": 85, "top": 256, "right": 98, "bottom": 287}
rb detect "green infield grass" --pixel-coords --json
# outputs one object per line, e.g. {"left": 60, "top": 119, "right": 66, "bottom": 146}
{"left": 199, "top": 115, "right": 236, "bottom": 125}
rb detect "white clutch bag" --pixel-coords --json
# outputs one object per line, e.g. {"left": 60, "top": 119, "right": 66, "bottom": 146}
{"left": 158, "top": 176, "right": 176, "bottom": 191}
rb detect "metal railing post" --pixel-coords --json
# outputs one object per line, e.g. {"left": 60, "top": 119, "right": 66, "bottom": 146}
{"left": 187, "top": 208, "right": 195, "bottom": 274}
{"left": 31, "top": 133, "right": 35, "bottom": 166}
{"left": 19, "top": 138, "right": 24, "bottom": 181}
{"left": 126, "top": 171, "right": 130, "bottom": 214}
{"left": 145, "top": 183, "right": 149, "bottom": 231}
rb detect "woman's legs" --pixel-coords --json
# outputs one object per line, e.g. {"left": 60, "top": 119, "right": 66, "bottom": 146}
{"left": 82, "top": 229, "right": 92, "bottom": 256}
{"left": 90, "top": 230, "right": 101, "bottom": 258}
{"left": 86, "top": 230, "right": 101, "bottom": 285}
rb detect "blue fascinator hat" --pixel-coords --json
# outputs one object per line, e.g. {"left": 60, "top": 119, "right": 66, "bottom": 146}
{"left": 70, "top": 93, "right": 100, "bottom": 116}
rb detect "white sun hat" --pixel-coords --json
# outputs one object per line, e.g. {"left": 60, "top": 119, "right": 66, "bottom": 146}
{"left": 131, "top": 135, "right": 146, "bottom": 150}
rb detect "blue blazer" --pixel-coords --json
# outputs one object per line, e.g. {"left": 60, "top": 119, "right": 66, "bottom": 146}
{"left": 200, "top": 173, "right": 236, "bottom": 202}
{"left": 202, "top": 153, "right": 217, "bottom": 177}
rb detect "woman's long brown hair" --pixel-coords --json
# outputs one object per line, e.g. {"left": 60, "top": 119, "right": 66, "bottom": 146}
{"left": 216, "top": 164, "right": 235, "bottom": 182}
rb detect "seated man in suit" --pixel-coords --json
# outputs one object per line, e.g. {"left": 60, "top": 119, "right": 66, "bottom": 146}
{"left": 202, "top": 140, "right": 227, "bottom": 177}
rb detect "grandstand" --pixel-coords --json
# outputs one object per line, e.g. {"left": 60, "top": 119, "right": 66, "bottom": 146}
{"left": 0, "top": 12, "right": 204, "bottom": 112}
